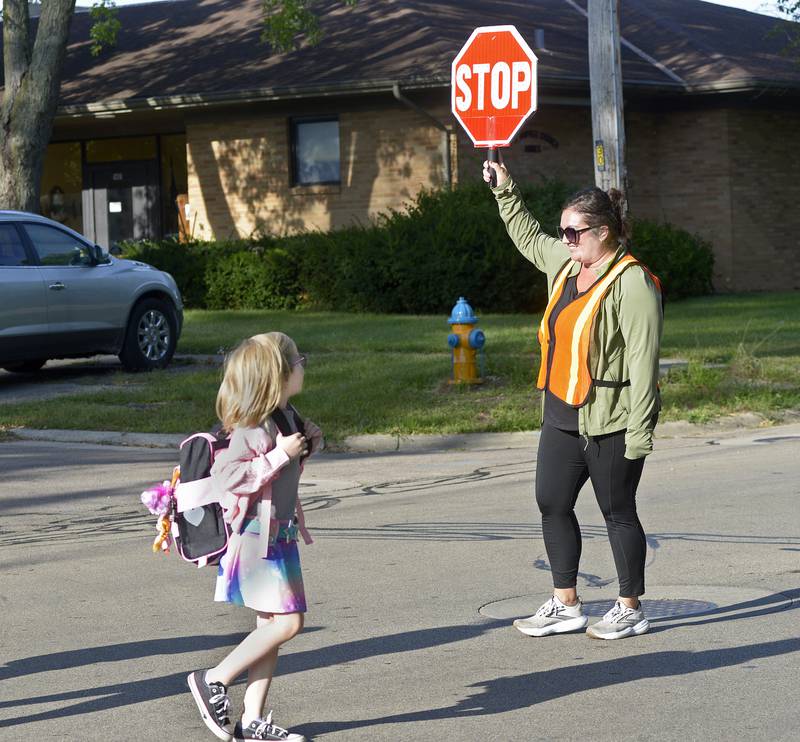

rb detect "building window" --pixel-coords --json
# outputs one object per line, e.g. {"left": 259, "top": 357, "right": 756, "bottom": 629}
{"left": 291, "top": 118, "right": 340, "bottom": 186}
{"left": 85, "top": 136, "right": 158, "bottom": 163}
{"left": 40, "top": 142, "right": 83, "bottom": 233}
{"left": 160, "top": 133, "right": 188, "bottom": 238}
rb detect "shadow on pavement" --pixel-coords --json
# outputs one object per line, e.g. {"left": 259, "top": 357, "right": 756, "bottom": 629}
{"left": 295, "top": 637, "right": 800, "bottom": 737}
{"left": 2, "top": 591, "right": 798, "bottom": 729}
{"left": 649, "top": 588, "right": 800, "bottom": 632}
{"left": 0, "top": 622, "right": 505, "bottom": 727}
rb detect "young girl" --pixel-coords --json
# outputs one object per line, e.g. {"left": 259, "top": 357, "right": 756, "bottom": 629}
{"left": 188, "top": 332, "right": 322, "bottom": 742}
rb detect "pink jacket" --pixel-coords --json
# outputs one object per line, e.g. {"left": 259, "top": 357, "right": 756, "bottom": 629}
{"left": 210, "top": 426, "right": 313, "bottom": 559}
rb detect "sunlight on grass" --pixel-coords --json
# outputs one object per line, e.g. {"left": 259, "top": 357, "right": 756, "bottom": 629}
{"left": 2, "top": 292, "right": 798, "bottom": 437}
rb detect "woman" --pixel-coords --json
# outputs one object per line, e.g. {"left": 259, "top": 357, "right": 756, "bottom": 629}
{"left": 484, "top": 159, "right": 662, "bottom": 641}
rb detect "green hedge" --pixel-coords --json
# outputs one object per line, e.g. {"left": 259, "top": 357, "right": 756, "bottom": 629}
{"left": 630, "top": 219, "right": 714, "bottom": 300}
{"left": 120, "top": 182, "right": 714, "bottom": 312}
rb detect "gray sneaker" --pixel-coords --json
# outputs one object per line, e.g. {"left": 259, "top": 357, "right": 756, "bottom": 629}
{"left": 187, "top": 670, "right": 233, "bottom": 741}
{"left": 513, "top": 595, "right": 589, "bottom": 637}
{"left": 586, "top": 600, "right": 650, "bottom": 640}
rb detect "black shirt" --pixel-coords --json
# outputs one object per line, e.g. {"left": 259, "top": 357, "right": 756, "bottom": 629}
{"left": 542, "top": 275, "right": 584, "bottom": 431}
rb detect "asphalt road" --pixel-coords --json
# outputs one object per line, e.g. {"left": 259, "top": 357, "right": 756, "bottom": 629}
{"left": 1, "top": 424, "right": 799, "bottom": 741}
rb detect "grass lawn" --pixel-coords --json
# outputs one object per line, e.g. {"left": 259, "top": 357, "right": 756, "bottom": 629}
{"left": 2, "top": 292, "right": 798, "bottom": 438}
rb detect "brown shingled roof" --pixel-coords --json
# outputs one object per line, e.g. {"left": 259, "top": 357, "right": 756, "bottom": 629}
{"left": 2, "top": 0, "right": 799, "bottom": 111}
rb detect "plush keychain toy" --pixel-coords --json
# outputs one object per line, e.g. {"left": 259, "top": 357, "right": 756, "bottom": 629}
{"left": 141, "top": 467, "right": 180, "bottom": 554}
{"left": 153, "top": 514, "right": 172, "bottom": 553}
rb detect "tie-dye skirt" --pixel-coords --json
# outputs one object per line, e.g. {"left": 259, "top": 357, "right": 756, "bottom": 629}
{"left": 214, "top": 517, "right": 306, "bottom": 614}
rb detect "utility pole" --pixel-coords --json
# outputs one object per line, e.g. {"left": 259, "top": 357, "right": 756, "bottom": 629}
{"left": 588, "top": 0, "right": 627, "bottom": 206}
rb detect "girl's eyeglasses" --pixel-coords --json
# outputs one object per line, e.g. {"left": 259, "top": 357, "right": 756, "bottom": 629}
{"left": 557, "top": 225, "right": 594, "bottom": 244}
{"left": 293, "top": 355, "right": 307, "bottom": 369}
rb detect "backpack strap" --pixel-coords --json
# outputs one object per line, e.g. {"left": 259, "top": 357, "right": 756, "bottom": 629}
{"left": 269, "top": 407, "right": 313, "bottom": 544}
{"left": 174, "top": 478, "right": 219, "bottom": 513}
{"left": 271, "top": 405, "right": 310, "bottom": 461}
{"left": 294, "top": 497, "right": 313, "bottom": 545}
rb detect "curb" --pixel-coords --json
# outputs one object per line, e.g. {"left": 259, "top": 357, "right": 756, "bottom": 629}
{"left": 7, "top": 412, "right": 800, "bottom": 453}
{"left": 6, "top": 427, "right": 536, "bottom": 453}
{"left": 9, "top": 428, "right": 185, "bottom": 449}
{"left": 335, "top": 431, "right": 536, "bottom": 453}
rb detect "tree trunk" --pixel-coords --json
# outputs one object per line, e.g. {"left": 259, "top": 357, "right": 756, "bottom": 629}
{"left": 1, "top": 0, "right": 76, "bottom": 212}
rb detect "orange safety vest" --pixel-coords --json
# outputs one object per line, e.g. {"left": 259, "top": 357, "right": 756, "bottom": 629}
{"left": 537, "top": 254, "right": 661, "bottom": 408}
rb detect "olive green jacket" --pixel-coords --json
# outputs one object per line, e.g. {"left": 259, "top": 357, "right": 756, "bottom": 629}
{"left": 494, "top": 178, "right": 663, "bottom": 459}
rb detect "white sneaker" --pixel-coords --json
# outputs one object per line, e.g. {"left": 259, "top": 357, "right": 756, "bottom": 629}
{"left": 513, "top": 595, "right": 589, "bottom": 637}
{"left": 586, "top": 600, "right": 650, "bottom": 640}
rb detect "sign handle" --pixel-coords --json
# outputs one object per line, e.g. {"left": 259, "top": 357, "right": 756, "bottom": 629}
{"left": 487, "top": 147, "right": 500, "bottom": 188}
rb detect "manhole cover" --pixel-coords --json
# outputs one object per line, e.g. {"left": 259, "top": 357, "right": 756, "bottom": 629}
{"left": 479, "top": 585, "right": 794, "bottom": 620}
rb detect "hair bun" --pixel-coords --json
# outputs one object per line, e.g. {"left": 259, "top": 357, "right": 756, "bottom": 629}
{"left": 607, "top": 188, "right": 630, "bottom": 243}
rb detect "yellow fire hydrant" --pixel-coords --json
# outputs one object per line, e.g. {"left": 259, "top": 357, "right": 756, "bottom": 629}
{"left": 448, "top": 297, "right": 485, "bottom": 384}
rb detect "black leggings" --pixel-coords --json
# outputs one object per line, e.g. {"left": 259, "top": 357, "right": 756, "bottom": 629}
{"left": 535, "top": 423, "right": 647, "bottom": 598}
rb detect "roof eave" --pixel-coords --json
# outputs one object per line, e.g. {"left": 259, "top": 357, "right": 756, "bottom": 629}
{"left": 51, "top": 73, "right": 799, "bottom": 120}
{"left": 53, "top": 78, "right": 452, "bottom": 118}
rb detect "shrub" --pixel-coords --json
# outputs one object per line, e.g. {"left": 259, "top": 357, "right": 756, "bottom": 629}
{"left": 205, "top": 247, "right": 302, "bottom": 310}
{"left": 120, "top": 237, "right": 253, "bottom": 308}
{"left": 630, "top": 220, "right": 715, "bottom": 300}
{"left": 294, "top": 181, "right": 571, "bottom": 314}
{"left": 119, "top": 182, "right": 714, "bottom": 312}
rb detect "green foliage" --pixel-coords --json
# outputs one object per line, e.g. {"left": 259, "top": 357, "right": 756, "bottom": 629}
{"left": 89, "top": 0, "right": 121, "bottom": 57}
{"left": 120, "top": 182, "right": 715, "bottom": 313}
{"left": 205, "top": 248, "right": 302, "bottom": 310}
{"left": 770, "top": 1, "right": 800, "bottom": 59}
{"left": 630, "top": 220, "right": 715, "bottom": 300}
{"left": 261, "top": 0, "right": 358, "bottom": 52}
{"left": 120, "top": 236, "right": 253, "bottom": 308}
{"left": 295, "top": 181, "right": 568, "bottom": 313}
{"left": 3, "top": 294, "right": 798, "bottom": 437}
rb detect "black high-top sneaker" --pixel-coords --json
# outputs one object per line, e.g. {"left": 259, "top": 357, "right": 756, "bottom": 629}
{"left": 234, "top": 711, "right": 306, "bottom": 741}
{"left": 187, "top": 670, "right": 234, "bottom": 741}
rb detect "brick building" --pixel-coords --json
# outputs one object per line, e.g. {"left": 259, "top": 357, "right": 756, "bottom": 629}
{"left": 6, "top": 0, "right": 800, "bottom": 291}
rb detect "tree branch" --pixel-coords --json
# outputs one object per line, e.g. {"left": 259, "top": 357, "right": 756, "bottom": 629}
{"left": 261, "top": 0, "right": 358, "bottom": 53}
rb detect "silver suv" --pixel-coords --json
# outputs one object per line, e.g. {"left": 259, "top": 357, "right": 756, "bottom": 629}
{"left": 0, "top": 211, "right": 183, "bottom": 372}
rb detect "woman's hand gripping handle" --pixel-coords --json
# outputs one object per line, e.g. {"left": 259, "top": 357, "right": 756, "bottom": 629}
{"left": 483, "top": 157, "right": 510, "bottom": 189}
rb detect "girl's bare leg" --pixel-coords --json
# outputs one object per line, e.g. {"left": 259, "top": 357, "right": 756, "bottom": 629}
{"left": 241, "top": 612, "right": 301, "bottom": 724}
{"left": 206, "top": 611, "right": 304, "bottom": 697}
{"left": 242, "top": 644, "right": 278, "bottom": 724}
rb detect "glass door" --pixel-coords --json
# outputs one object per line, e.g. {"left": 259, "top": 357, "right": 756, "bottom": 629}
{"left": 87, "top": 161, "right": 160, "bottom": 249}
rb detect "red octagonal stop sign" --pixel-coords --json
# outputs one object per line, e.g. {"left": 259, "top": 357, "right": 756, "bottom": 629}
{"left": 451, "top": 25, "right": 538, "bottom": 147}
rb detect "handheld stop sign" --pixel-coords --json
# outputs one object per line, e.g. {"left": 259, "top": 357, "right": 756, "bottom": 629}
{"left": 451, "top": 25, "right": 538, "bottom": 185}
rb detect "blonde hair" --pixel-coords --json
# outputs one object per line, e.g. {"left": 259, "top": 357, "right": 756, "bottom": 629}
{"left": 216, "top": 332, "right": 298, "bottom": 431}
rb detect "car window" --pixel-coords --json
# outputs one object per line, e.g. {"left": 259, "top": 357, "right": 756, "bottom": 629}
{"left": 24, "top": 223, "right": 93, "bottom": 267}
{"left": 0, "top": 224, "right": 31, "bottom": 266}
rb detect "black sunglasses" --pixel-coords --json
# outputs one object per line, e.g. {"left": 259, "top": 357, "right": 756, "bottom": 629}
{"left": 293, "top": 354, "right": 307, "bottom": 369}
{"left": 557, "top": 225, "right": 594, "bottom": 243}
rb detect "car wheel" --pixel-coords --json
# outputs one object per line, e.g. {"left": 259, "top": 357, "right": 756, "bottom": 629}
{"left": 119, "top": 298, "right": 177, "bottom": 371}
{"left": 2, "top": 359, "right": 47, "bottom": 373}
